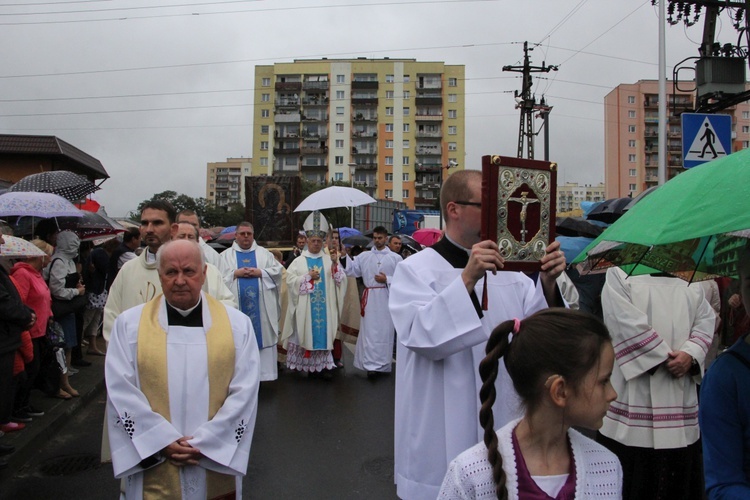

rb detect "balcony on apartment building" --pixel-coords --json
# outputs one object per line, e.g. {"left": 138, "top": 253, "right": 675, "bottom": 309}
{"left": 301, "top": 95, "right": 329, "bottom": 106}
{"left": 274, "top": 144, "right": 301, "bottom": 155}
{"left": 352, "top": 161, "right": 377, "bottom": 170}
{"left": 275, "top": 82, "right": 302, "bottom": 91}
{"left": 352, "top": 112, "right": 378, "bottom": 122}
{"left": 275, "top": 130, "right": 300, "bottom": 138}
{"left": 415, "top": 91, "right": 443, "bottom": 106}
{"left": 301, "top": 145, "right": 327, "bottom": 154}
{"left": 302, "top": 81, "right": 329, "bottom": 91}
{"left": 415, "top": 112, "right": 443, "bottom": 121}
{"left": 415, "top": 162, "right": 441, "bottom": 172}
{"left": 353, "top": 180, "right": 377, "bottom": 189}
{"left": 275, "top": 112, "right": 301, "bottom": 123}
{"left": 416, "top": 146, "right": 442, "bottom": 156}
{"left": 275, "top": 97, "right": 300, "bottom": 109}
{"left": 352, "top": 92, "right": 378, "bottom": 106}
{"left": 301, "top": 128, "right": 328, "bottom": 139}
{"left": 416, "top": 77, "right": 442, "bottom": 90}
{"left": 416, "top": 129, "right": 442, "bottom": 138}
{"left": 300, "top": 161, "right": 328, "bottom": 170}
{"left": 352, "top": 129, "right": 377, "bottom": 138}
{"left": 302, "top": 112, "right": 328, "bottom": 122}
{"left": 351, "top": 80, "right": 378, "bottom": 90}
{"left": 352, "top": 145, "right": 377, "bottom": 155}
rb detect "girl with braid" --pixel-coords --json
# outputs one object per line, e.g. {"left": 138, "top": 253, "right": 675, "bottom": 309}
{"left": 439, "top": 309, "right": 623, "bottom": 499}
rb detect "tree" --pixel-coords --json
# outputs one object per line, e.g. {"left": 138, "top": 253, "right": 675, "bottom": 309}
{"left": 129, "top": 191, "right": 210, "bottom": 223}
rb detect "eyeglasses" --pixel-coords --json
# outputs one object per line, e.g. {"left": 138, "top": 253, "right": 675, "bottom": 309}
{"left": 453, "top": 201, "right": 482, "bottom": 207}
{"left": 237, "top": 232, "right": 253, "bottom": 237}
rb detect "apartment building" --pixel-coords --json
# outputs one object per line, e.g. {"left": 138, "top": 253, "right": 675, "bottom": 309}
{"left": 557, "top": 182, "right": 606, "bottom": 214}
{"left": 206, "top": 157, "right": 251, "bottom": 207}
{"left": 604, "top": 79, "right": 750, "bottom": 199}
{"left": 251, "top": 58, "right": 465, "bottom": 209}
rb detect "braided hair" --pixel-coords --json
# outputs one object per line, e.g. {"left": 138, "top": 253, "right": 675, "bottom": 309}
{"left": 478, "top": 308, "right": 611, "bottom": 499}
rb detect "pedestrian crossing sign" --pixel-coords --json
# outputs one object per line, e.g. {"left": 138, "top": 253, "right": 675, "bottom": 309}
{"left": 681, "top": 113, "right": 732, "bottom": 169}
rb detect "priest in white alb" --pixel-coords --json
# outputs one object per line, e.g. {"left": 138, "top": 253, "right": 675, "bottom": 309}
{"left": 342, "top": 225, "right": 402, "bottom": 377}
{"left": 106, "top": 239, "right": 260, "bottom": 499}
{"left": 218, "top": 221, "right": 283, "bottom": 381}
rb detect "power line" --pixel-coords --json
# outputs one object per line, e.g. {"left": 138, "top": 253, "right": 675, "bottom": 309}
{"left": 538, "top": 0, "right": 590, "bottom": 43}
{"left": 0, "top": 0, "right": 260, "bottom": 17}
{"left": 0, "top": 0, "right": 497, "bottom": 25}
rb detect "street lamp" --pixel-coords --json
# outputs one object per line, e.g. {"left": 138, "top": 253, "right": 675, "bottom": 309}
{"left": 349, "top": 162, "right": 357, "bottom": 228}
{"left": 438, "top": 160, "right": 459, "bottom": 229}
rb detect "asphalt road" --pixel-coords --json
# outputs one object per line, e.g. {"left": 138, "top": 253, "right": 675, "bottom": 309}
{"left": 0, "top": 345, "right": 397, "bottom": 500}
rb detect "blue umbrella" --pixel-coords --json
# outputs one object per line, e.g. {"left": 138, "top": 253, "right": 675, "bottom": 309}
{"left": 220, "top": 225, "right": 237, "bottom": 235}
{"left": 556, "top": 236, "right": 594, "bottom": 264}
{"left": 337, "top": 226, "right": 362, "bottom": 241}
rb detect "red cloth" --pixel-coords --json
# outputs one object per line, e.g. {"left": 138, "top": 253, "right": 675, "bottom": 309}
{"left": 10, "top": 262, "right": 53, "bottom": 339}
{"left": 360, "top": 286, "right": 386, "bottom": 317}
{"left": 13, "top": 330, "right": 33, "bottom": 375}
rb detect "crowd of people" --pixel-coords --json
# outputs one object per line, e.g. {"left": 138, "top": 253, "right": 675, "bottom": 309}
{"left": 2, "top": 170, "right": 750, "bottom": 498}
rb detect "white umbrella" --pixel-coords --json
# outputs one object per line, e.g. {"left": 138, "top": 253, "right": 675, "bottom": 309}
{"left": 0, "top": 235, "right": 47, "bottom": 258}
{"left": 294, "top": 186, "right": 377, "bottom": 212}
{"left": 0, "top": 192, "right": 83, "bottom": 218}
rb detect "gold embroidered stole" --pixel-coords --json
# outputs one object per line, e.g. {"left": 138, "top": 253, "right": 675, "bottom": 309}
{"left": 137, "top": 294, "right": 237, "bottom": 500}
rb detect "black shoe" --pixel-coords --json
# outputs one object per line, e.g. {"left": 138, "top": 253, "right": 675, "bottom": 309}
{"left": 11, "top": 410, "right": 32, "bottom": 423}
{"left": 23, "top": 406, "right": 44, "bottom": 417}
{"left": 71, "top": 359, "right": 92, "bottom": 367}
{"left": 367, "top": 371, "right": 379, "bottom": 379}
{"left": 0, "top": 444, "right": 14, "bottom": 456}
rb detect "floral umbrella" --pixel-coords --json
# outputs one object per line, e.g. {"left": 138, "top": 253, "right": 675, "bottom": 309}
{"left": 0, "top": 192, "right": 83, "bottom": 218}
{"left": 10, "top": 171, "right": 99, "bottom": 202}
{"left": 0, "top": 235, "right": 47, "bottom": 258}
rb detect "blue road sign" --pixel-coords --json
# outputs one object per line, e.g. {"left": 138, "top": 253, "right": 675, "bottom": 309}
{"left": 682, "top": 113, "right": 732, "bottom": 169}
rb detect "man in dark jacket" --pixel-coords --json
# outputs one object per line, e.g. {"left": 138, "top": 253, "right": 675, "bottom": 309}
{"left": 0, "top": 228, "right": 35, "bottom": 467}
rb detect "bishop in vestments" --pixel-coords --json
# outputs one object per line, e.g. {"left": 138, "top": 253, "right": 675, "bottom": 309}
{"left": 106, "top": 239, "right": 260, "bottom": 499}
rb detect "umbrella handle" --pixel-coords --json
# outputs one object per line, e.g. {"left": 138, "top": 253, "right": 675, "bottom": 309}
{"left": 482, "top": 272, "right": 488, "bottom": 311}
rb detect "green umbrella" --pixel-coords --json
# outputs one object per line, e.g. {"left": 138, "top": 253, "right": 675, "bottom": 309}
{"left": 573, "top": 148, "right": 750, "bottom": 282}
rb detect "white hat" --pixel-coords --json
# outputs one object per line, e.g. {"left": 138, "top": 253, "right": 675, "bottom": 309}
{"left": 303, "top": 211, "right": 329, "bottom": 239}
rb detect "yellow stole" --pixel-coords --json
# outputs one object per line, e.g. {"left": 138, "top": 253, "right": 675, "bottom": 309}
{"left": 137, "top": 294, "right": 237, "bottom": 500}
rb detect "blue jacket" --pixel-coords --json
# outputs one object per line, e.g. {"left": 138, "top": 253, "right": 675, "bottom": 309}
{"left": 701, "top": 335, "right": 750, "bottom": 499}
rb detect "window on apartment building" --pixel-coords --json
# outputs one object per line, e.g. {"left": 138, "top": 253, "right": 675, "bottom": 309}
{"left": 627, "top": 96, "right": 635, "bottom": 104}
{"left": 386, "top": 74, "right": 394, "bottom": 83}
{"left": 260, "top": 141, "right": 268, "bottom": 150}
{"left": 448, "top": 94, "right": 457, "bottom": 103}
{"left": 403, "top": 123, "right": 410, "bottom": 132}
{"left": 385, "top": 123, "right": 394, "bottom": 132}
{"left": 744, "top": 111, "right": 749, "bottom": 119}
{"left": 448, "top": 142, "right": 457, "bottom": 151}
{"left": 210, "top": 184, "right": 214, "bottom": 188}
{"left": 743, "top": 126, "right": 750, "bottom": 134}
{"left": 386, "top": 140, "right": 394, "bottom": 148}
{"left": 628, "top": 110, "right": 636, "bottom": 118}
{"left": 628, "top": 139, "right": 636, "bottom": 147}
{"left": 244, "top": 168, "right": 249, "bottom": 173}
{"left": 335, "top": 156, "right": 344, "bottom": 165}
{"left": 403, "top": 91, "right": 410, "bottom": 99}
{"left": 335, "top": 139, "right": 344, "bottom": 148}
{"left": 209, "top": 192, "right": 214, "bottom": 196}
{"left": 628, "top": 154, "right": 636, "bottom": 162}
{"left": 629, "top": 169, "right": 636, "bottom": 176}
{"left": 385, "top": 189, "right": 393, "bottom": 198}
{"left": 448, "top": 126, "right": 457, "bottom": 135}
{"left": 403, "top": 107, "right": 410, "bottom": 116}
{"left": 402, "top": 189, "right": 409, "bottom": 198}
{"left": 336, "top": 123, "right": 344, "bottom": 132}
{"left": 261, "top": 94, "right": 270, "bottom": 102}
{"left": 337, "top": 75, "right": 345, "bottom": 83}
{"left": 403, "top": 140, "right": 410, "bottom": 148}
{"left": 262, "top": 78, "right": 270, "bottom": 86}
{"left": 336, "top": 90, "right": 345, "bottom": 100}
{"left": 744, "top": 141, "right": 749, "bottom": 149}
{"left": 385, "top": 173, "right": 393, "bottom": 181}
{"left": 628, "top": 125, "right": 636, "bottom": 133}
{"left": 386, "top": 107, "right": 394, "bottom": 116}
{"left": 403, "top": 173, "right": 410, "bottom": 181}
{"left": 336, "top": 106, "right": 344, "bottom": 115}
{"left": 334, "top": 172, "right": 343, "bottom": 181}
{"left": 260, "top": 158, "right": 268, "bottom": 166}
{"left": 448, "top": 77, "right": 458, "bottom": 87}
{"left": 261, "top": 109, "right": 269, "bottom": 118}
{"left": 386, "top": 91, "right": 394, "bottom": 99}
{"left": 402, "top": 156, "right": 409, "bottom": 165}
{"left": 404, "top": 75, "right": 410, "bottom": 83}
{"left": 448, "top": 110, "right": 457, "bottom": 119}
{"left": 629, "top": 184, "right": 637, "bottom": 191}
{"left": 385, "top": 156, "right": 394, "bottom": 165}
{"left": 261, "top": 125, "right": 269, "bottom": 134}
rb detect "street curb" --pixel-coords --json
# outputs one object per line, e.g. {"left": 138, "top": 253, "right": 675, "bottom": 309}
{"left": 0, "top": 355, "right": 106, "bottom": 476}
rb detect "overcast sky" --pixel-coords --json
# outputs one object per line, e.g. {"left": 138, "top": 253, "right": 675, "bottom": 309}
{"left": 0, "top": 0, "right": 736, "bottom": 217}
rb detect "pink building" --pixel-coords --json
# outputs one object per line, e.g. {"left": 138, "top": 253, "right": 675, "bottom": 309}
{"left": 604, "top": 80, "right": 750, "bottom": 199}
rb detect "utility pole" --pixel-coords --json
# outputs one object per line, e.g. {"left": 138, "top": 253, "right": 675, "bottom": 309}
{"left": 503, "top": 42, "right": 557, "bottom": 159}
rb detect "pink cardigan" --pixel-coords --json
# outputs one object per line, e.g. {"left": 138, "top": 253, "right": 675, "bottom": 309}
{"left": 10, "top": 262, "right": 53, "bottom": 339}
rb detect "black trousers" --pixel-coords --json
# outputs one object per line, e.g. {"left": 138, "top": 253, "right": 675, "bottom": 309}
{"left": 14, "top": 337, "right": 42, "bottom": 411}
{"left": 0, "top": 350, "right": 15, "bottom": 424}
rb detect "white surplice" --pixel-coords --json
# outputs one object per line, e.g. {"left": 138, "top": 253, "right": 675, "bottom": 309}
{"left": 106, "top": 293, "right": 260, "bottom": 499}
{"left": 218, "top": 241, "right": 282, "bottom": 381}
{"left": 343, "top": 248, "right": 402, "bottom": 372}
{"left": 389, "top": 247, "right": 548, "bottom": 500}
{"left": 600, "top": 268, "right": 715, "bottom": 450}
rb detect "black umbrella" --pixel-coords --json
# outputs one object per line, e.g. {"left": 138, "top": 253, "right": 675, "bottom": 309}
{"left": 10, "top": 171, "right": 99, "bottom": 202}
{"left": 395, "top": 234, "right": 423, "bottom": 251}
{"left": 342, "top": 234, "right": 372, "bottom": 246}
{"left": 555, "top": 217, "right": 605, "bottom": 238}
{"left": 586, "top": 197, "right": 632, "bottom": 224}
{"left": 56, "top": 211, "right": 124, "bottom": 241}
